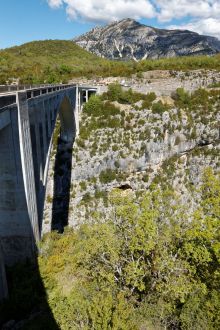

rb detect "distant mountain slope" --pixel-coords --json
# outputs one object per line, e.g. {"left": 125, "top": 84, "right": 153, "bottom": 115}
{"left": 0, "top": 39, "right": 220, "bottom": 84}
{"left": 0, "top": 40, "right": 109, "bottom": 83}
{"left": 74, "top": 18, "right": 220, "bottom": 61}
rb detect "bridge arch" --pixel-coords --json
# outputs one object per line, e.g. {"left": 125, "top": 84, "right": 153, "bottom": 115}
{"left": 0, "top": 84, "right": 100, "bottom": 301}
{"left": 58, "top": 95, "right": 76, "bottom": 143}
{"left": 0, "top": 84, "right": 97, "bottom": 269}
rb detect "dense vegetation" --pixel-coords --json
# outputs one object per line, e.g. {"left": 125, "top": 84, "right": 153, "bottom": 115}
{"left": 0, "top": 169, "right": 219, "bottom": 329}
{"left": 0, "top": 40, "right": 220, "bottom": 84}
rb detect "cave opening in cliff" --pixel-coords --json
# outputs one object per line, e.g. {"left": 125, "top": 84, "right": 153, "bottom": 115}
{"left": 118, "top": 184, "right": 132, "bottom": 190}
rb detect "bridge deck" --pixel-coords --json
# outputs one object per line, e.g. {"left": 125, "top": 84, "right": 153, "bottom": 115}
{"left": 0, "top": 84, "right": 76, "bottom": 109}
{"left": 0, "top": 83, "right": 98, "bottom": 109}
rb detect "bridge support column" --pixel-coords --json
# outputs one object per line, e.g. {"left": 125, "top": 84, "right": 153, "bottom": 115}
{"left": 40, "top": 102, "right": 48, "bottom": 179}
{"left": 17, "top": 92, "right": 40, "bottom": 243}
{"left": 85, "top": 90, "right": 89, "bottom": 103}
{"left": 79, "top": 91, "right": 84, "bottom": 112}
{"left": 0, "top": 242, "right": 8, "bottom": 301}
{"left": 32, "top": 104, "right": 45, "bottom": 218}
{"left": 47, "top": 102, "right": 52, "bottom": 137}
{"left": 75, "top": 85, "right": 80, "bottom": 135}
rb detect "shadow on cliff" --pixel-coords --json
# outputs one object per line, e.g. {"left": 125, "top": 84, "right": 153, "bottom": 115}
{"left": 51, "top": 137, "right": 73, "bottom": 233}
{"left": 0, "top": 256, "right": 60, "bottom": 329}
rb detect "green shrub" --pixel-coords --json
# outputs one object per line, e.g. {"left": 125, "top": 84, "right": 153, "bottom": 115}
{"left": 103, "top": 84, "right": 153, "bottom": 105}
{"left": 94, "top": 190, "right": 107, "bottom": 200}
{"left": 112, "top": 145, "right": 119, "bottom": 152}
{"left": 104, "top": 82, "right": 123, "bottom": 101}
{"left": 83, "top": 94, "right": 103, "bottom": 116}
{"left": 99, "top": 169, "right": 117, "bottom": 183}
{"left": 152, "top": 101, "right": 168, "bottom": 114}
{"left": 173, "top": 88, "right": 191, "bottom": 109}
{"left": 82, "top": 192, "right": 91, "bottom": 203}
{"left": 79, "top": 181, "right": 87, "bottom": 191}
{"left": 141, "top": 92, "right": 157, "bottom": 109}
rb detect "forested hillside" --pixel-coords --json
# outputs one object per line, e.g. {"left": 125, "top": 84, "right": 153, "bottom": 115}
{"left": 0, "top": 170, "right": 219, "bottom": 329}
{"left": 0, "top": 40, "right": 220, "bottom": 84}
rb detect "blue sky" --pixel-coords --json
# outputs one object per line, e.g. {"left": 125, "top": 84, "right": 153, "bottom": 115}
{"left": 0, "top": 0, "right": 93, "bottom": 49}
{"left": 0, "top": 0, "right": 219, "bottom": 49}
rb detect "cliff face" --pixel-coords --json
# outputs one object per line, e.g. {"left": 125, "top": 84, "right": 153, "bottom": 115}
{"left": 68, "top": 105, "right": 219, "bottom": 226}
{"left": 73, "top": 18, "right": 220, "bottom": 61}
{"left": 43, "top": 70, "right": 220, "bottom": 230}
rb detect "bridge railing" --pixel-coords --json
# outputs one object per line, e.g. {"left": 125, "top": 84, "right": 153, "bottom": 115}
{"left": 0, "top": 84, "right": 75, "bottom": 109}
{"left": 25, "top": 84, "right": 75, "bottom": 99}
{"left": 0, "top": 84, "right": 72, "bottom": 94}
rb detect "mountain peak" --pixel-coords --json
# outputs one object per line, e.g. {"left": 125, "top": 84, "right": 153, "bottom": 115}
{"left": 117, "top": 18, "right": 139, "bottom": 24}
{"left": 74, "top": 19, "right": 220, "bottom": 61}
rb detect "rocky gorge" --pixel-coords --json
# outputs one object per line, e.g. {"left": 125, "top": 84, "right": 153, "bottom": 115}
{"left": 43, "top": 70, "right": 220, "bottom": 231}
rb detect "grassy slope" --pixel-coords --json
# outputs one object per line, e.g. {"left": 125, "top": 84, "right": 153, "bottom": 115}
{"left": 0, "top": 39, "right": 220, "bottom": 83}
{"left": 0, "top": 40, "right": 120, "bottom": 83}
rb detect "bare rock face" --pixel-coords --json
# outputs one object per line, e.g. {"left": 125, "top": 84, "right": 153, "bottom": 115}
{"left": 73, "top": 18, "right": 220, "bottom": 60}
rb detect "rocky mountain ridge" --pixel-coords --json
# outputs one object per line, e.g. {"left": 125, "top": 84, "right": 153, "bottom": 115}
{"left": 74, "top": 18, "right": 220, "bottom": 61}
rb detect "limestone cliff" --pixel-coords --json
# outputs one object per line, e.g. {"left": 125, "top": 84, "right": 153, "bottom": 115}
{"left": 43, "top": 70, "right": 220, "bottom": 230}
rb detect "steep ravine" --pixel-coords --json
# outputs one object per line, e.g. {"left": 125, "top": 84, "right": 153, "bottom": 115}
{"left": 43, "top": 83, "right": 220, "bottom": 231}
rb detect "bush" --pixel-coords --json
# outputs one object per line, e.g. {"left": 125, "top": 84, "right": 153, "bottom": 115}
{"left": 83, "top": 94, "right": 103, "bottom": 116}
{"left": 103, "top": 84, "right": 152, "bottom": 105}
{"left": 79, "top": 181, "right": 87, "bottom": 191}
{"left": 141, "top": 92, "right": 157, "bottom": 109}
{"left": 104, "top": 82, "right": 123, "bottom": 101}
{"left": 172, "top": 88, "right": 191, "bottom": 109}
{"left": 103, "top": 101, "right": 121, "bottom": 117}
{"left": 152, "top": 101, "right": 168, "bottom": 114}
{"left": 82, "top": 192, "right": 91, "bottom": 203}
{"left": 99, "top": 169, "right": 117, "bottom": 183}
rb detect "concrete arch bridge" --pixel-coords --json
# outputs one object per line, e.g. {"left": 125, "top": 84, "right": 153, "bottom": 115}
{"left": 0, "top": 84, "right": 97, "bottom": 300}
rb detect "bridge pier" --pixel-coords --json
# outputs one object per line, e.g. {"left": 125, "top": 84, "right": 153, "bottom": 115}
{"left": 17, "top": 92, "right": 40, "bottom": 245}
{"left": 0, "top": 104, "right": 35, "bottom": 267}
{"left": 0, "top": 244, "right": 8, "bottom": 301}
{"left": 75, "top": 85, "right": 80, "bottom": 134}
{"left": 0, "top": 83, "right": 97, "bottom": 301}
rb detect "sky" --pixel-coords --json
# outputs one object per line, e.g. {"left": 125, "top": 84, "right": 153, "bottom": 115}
{"left": 0, "top": 0, "right": 219, "bottom": 49}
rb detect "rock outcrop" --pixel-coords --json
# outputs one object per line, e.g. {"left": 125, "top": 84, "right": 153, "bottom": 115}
{"left": 74, "top": 18, "right": 220, "bottom": 61}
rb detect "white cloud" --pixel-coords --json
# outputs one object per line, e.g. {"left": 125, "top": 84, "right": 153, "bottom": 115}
{"left": 47, "top": 0, "right": 220, "bottom": 39}
{"left": 47, "top": 0, "right": 155, "bottom": 22}
{"left": 169, "top": 18, "right": 220, "bottom": 39}
{"left": 154, "top": 0, "right": 220, "bottom": 22}
{"left": 48, "top": 0, "right": 63, "bottom": 9}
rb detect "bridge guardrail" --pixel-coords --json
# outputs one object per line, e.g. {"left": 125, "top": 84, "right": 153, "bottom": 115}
{"left": 0, "top": 84, "right": 67, "bottom": 93}
{"left": 0, "top": 84, "right": 76, "bottom": 109}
